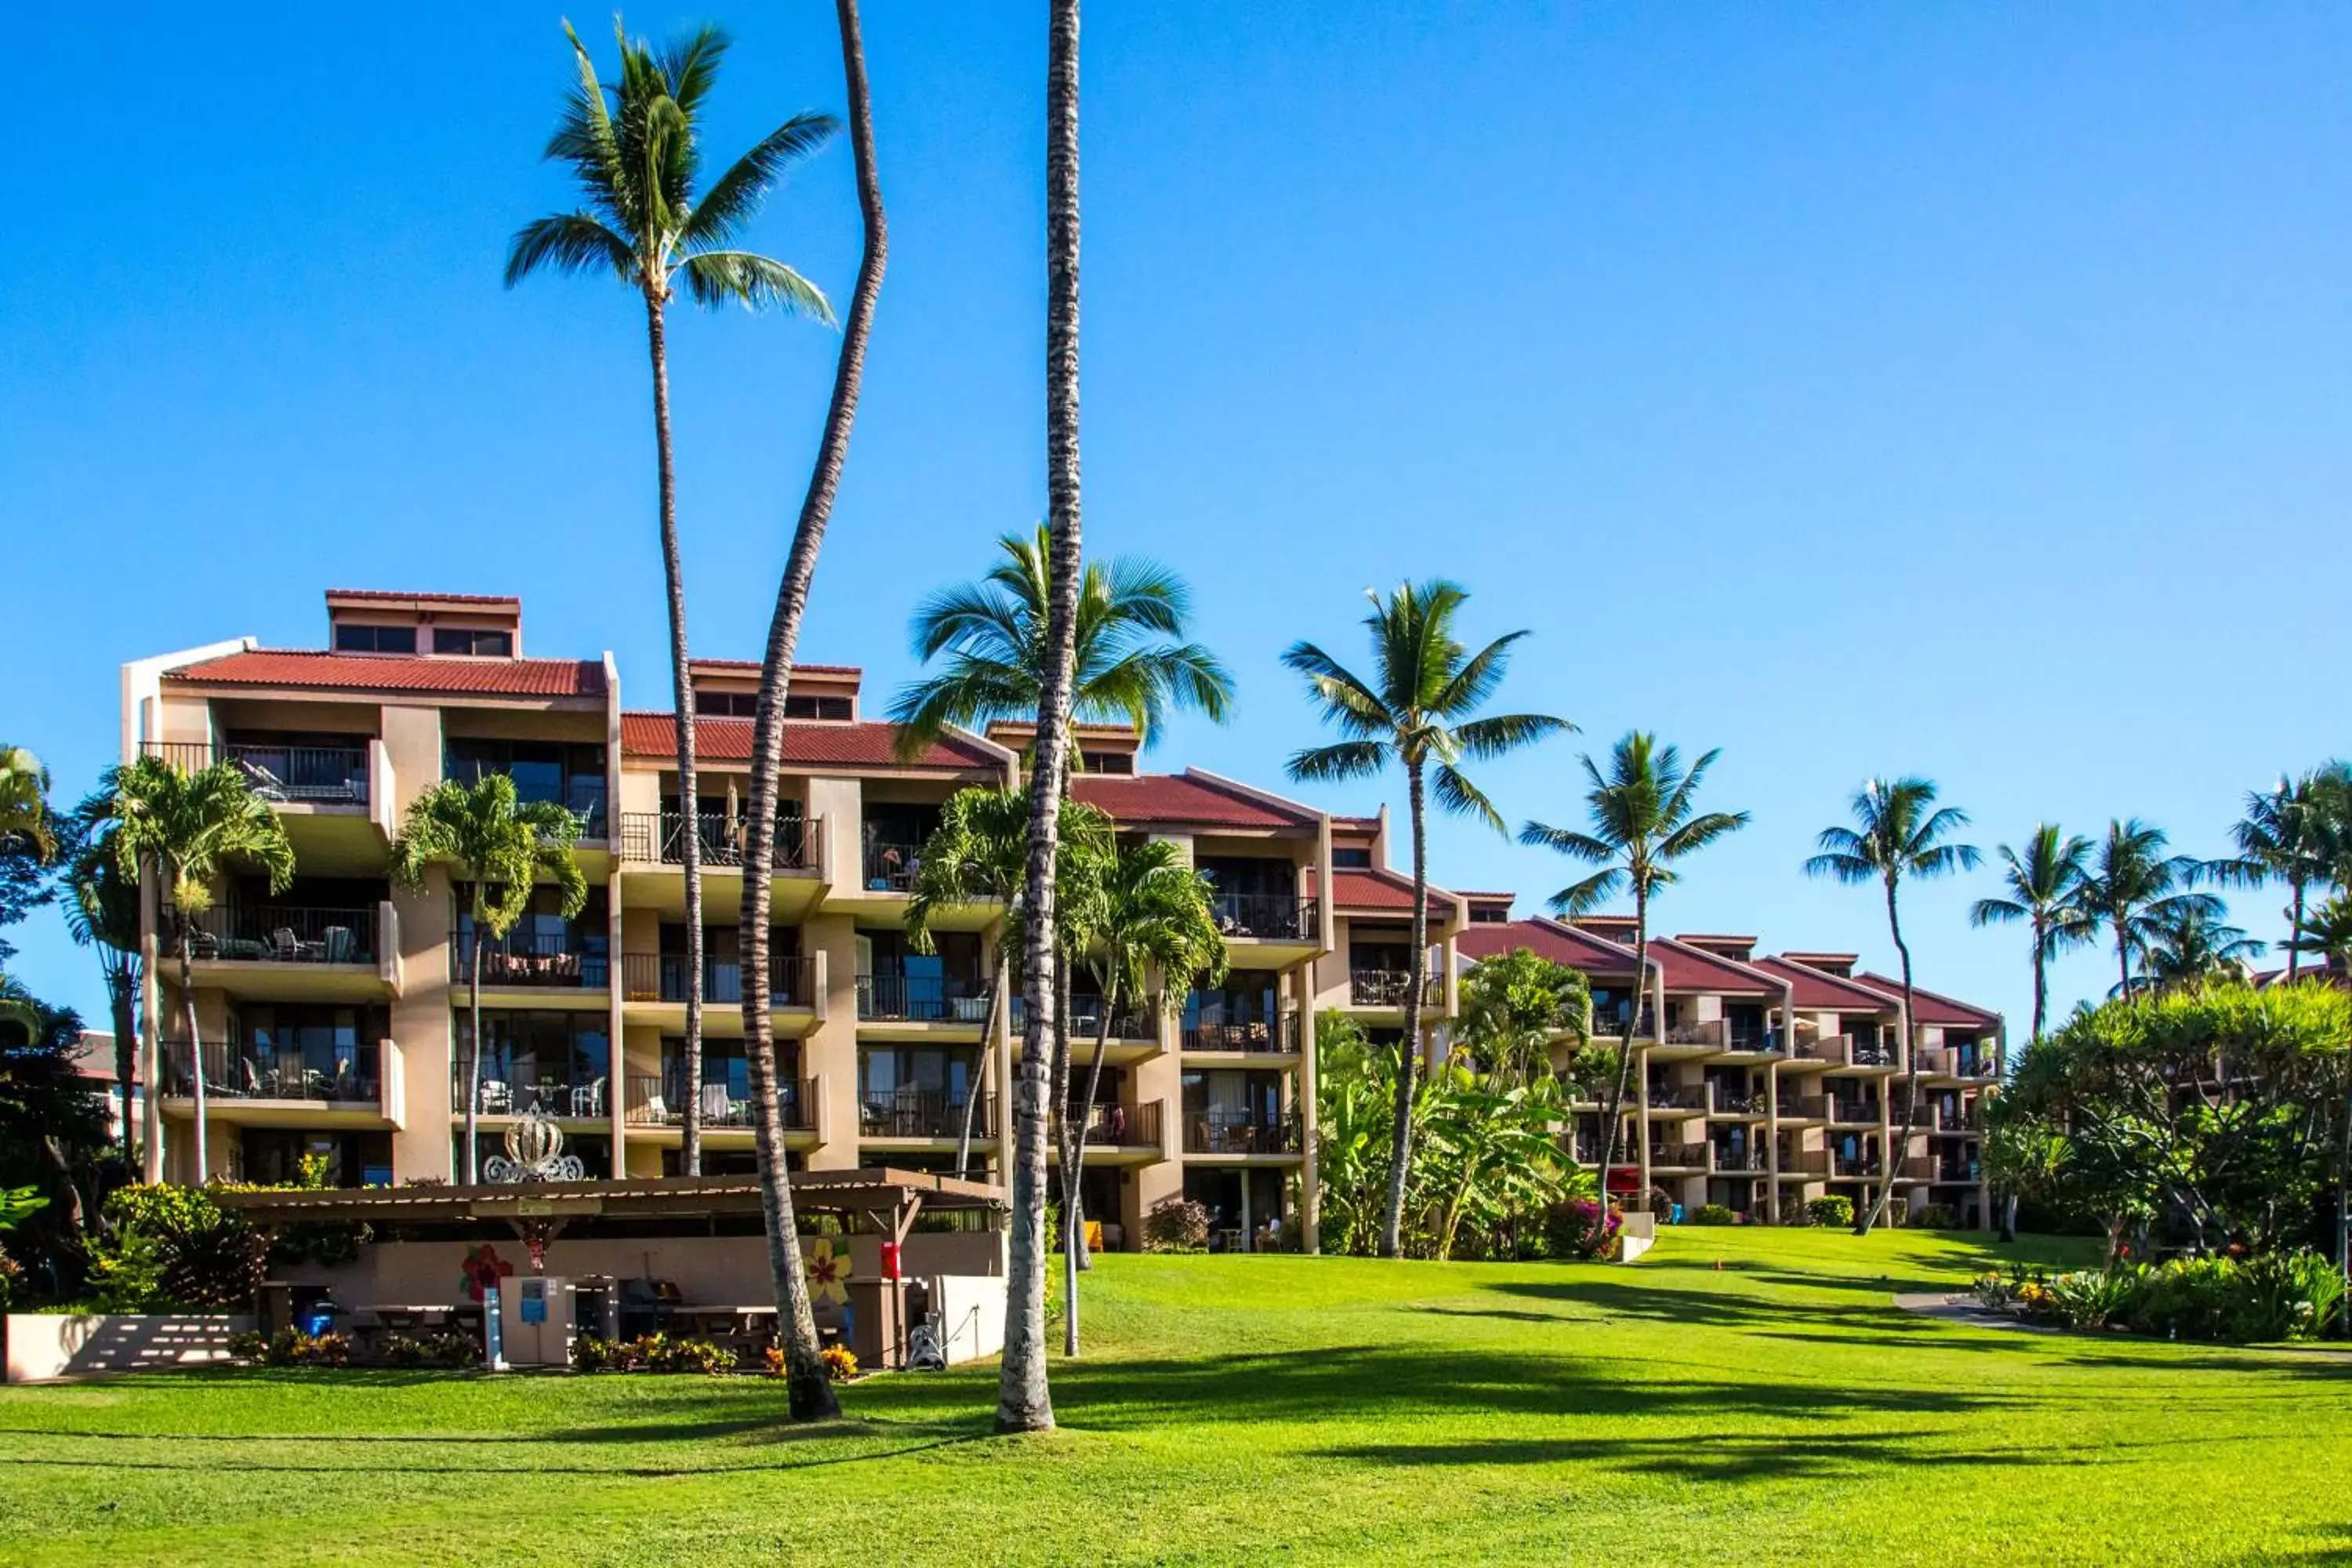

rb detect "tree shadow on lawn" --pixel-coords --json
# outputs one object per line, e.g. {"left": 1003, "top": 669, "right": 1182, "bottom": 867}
{"left": 0, "top": 1431, "right": 986, "bottom": 1481}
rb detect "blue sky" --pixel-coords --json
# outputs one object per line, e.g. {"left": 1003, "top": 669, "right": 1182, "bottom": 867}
{"left": 4, "top": 3, "right": 2347, "bottom": 1031}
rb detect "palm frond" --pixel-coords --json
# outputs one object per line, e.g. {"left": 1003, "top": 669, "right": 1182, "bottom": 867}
{"left": 1453, "top": 713, "right": 1572, "bottom": 762}
{"left": 1286, "top": 741, "right": 1388, "bottom": 785}
{"left": 679, "top": 251, "right": 834, "bottom": 320}
{"left": 680, "top": 111, "right": 840, "bottom": 247}
{"left": 1518, "top": 822, "right": 1614, "bottom": 863}
{"left": 1547, "top": 867, "right": 1624, "bottom": 918}
{"left": 504, "top": 212, "right": 636, "bottom": 289}
{"left": 1432, "top": 764, "right": 1504, "bottom": 834}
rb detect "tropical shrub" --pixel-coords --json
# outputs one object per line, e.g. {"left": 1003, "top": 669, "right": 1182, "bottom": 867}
{"left": 384, "top": 1330, "right": 474, "bottom": 1370}
{"left": 572, "top": 1334, "right": 637, "bottom": 1373}
{"left": 1805, "top": 1196, "right": 1854, "bottom": 1229}
{"left": 1989, "top": 1252, "right": 2345, "bottom": 1344}
{"left": 1544, "top": 1199, "right": 1621, "bottom": 1261}
{"left": 1905, "top": 1203, "right": 1955, "bottom": 1230}
{"left": 1690, "top": 1203, "right": 1737, "bottom": 1227}
{"left": 1143, "top": 1196, "right": 1210, "bottom": 1253}
{"left": 820, "top": 1343, "right": 858, "bottom": 1382}
{"left": 1968, "top": 1271, "right": 2015, "bottom": 1311}
{"left": 241, "top": 1327, "right": 350, "bottom": 1367}
{"left": 90, "top": 1185, "right": 267, "bottom": 1310}
{"left": 2045, "top": 1269, "right": 2135, "bottom": 1330}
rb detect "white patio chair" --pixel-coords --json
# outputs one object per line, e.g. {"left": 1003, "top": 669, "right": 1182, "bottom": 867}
{"left": 573, "top": 1077, "right": 605, "bottom": 1118}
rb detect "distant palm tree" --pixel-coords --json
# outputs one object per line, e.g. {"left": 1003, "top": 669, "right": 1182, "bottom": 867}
{"left": 1804, "top": 777, "right": 1979, "bottom": 1236}
{"left": 2287, "top": 891, "right": 2352, "bottom": 974}
{"left": 107, "top": 757, "right": 296, "bottom": 1184}
{"left": 2074, "top": 818, "right": 2220, "bottom": 1003}
{"left": 2118, "top": 903, "right": 2264, "bottom": 996}
{"left": 732, "top": 0, "right": 888, "bottom": 1428}
{"left": 1064, "top": 837, "right": 1225, "bottom": 1348}
{"left": 1969, "top": 824, "right": 2095, "bottom": 1043}
{"left": 2211, "top": 763, "right": 2351, "bottom": 982}
{"left": 64, "top": 792, "right": 144, "bottom": 1164}
{"left": 892, "top": 526, "right": 1232, "bottom": 758}
{"left": 1454, "top": 948, "right": 1592, "bottom": 1089}
{"left": 0, "top": 747, "right": 56, "bottom": 862}
{"left": 389, "top": 776, "right": 586, "bottom": 1184}
{"left": 1287, "top": 580, "right": 1570, "bottom": 1258}
{"left": 507, "top": 18, "right": 837, "bottom": 1178}
{"left": 1523, "top": 735, "right": 1746, "bottom": 1235}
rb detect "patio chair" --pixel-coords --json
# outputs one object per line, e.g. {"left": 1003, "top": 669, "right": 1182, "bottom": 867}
{"left": 270, "top": 927, "right": 299, "bottom": 963}
{"left": 573, "top": 1077, "right": 606, "bottom": 1119}
{"left": 234, "top": 758, "right": 289, "bottom": 802}
{"left": 241, "top": 1058, "right": 265, "bottom": 1098}
{"left": 701, "top": 1081, "right": 731, "bottom": 1123}
{"left": 321, "top": 926, "right": 354, "bottom": 964}
{"left": 481, "top": 1079, "right": 512, "bottom": 1115}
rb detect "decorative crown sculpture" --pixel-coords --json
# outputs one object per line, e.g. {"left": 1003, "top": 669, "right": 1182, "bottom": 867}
{"left": 483, "top": 1109, "right": 586, "bottom": 1184}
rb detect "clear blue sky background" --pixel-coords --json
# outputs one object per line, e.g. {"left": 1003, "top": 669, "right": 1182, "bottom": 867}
{"left": 4, "top": 3, "right": 2347, "bottom": 1033}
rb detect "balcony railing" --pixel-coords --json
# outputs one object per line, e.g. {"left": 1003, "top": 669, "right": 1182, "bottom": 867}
{"left": 1011, "top": 994, "right": 1158, "bottom": 1042}
{"left": 1594, "top": 1008, "right": 1659, "bottom": 1040}
{"left": 1182, "top": 1109, "right": 1302, "bottom": 1156}
{"left": 1209, "top": 892, "right": 1319, "bottom": 942}
{"left": 1831, "top": 1152, "right": 1882, "bottom": 1178}
{"left": 619, "top": 811, "right": 818, "bottom": 871}
{"left": 143, "top": 740, "right": 372, "bottom": 806}
{"left": 1935, "top": 1102, "right": 1981, "bottom": 1133}
{"left": 857, "top": 973, "right": 987, "bottom": 1024}
{"left": 1181, "top": 1011, "right": 1301, "bottom": 1054}
{"left": 1918, "top": 1044, "right": 1998, "bottom": 1080}
{"left": 1711, "top": 1144, "right": 1768, "bottom": 1174}
{"left": 1827, "top": 1101, "right": 1882, "bottom": 1125}
{"left": 1348, "top": 969, "right": 1442, "bottom": 1007}
{"left": 188, "top": 905, "right": 376, "bottom": 965}
{"left": 1782, "top": 1095, "right": 1831, "bottom": 1120}
{"left": 1073, "top": 1099, "right": 1163, "bottom": 1149}
{"left": 1652, "top": 1141, "right": 1711, "bottom": 1168}
{"left": 1934, "top": 1158, "right": 1983, "bottom": 1183}
{"left": 625, "top": 1073, "right": 812, "bottom": 1131}
{"left": 1779, "top": 1149, "right": 1831, "bottom": 1175}
{"left": 161, "top": 1040, "right": 379, "bottom": 1103}
{"left": 1707, "top": 1085, "right": 1767, "bottom": 1116}
{"left": 619, "top": 952, "right": 815, "bottom": 1007}
{"left": 858, "top": 1090, "right": 993, "bottom": 1140}
{"left": 1837, "top": 1036, "right": 1897, "bottom": 1068}
{"left": 860, "top": 838, "right": 925, "bottom": 893}
{"left": 1646, "top": 1085, "right": 1705, "bottom": 1112}
{"left": 451, "top": 1064, "right": 608, "bottom": 1119}
{"left": 453, "top": 931, "right": 607, "bottom": 989}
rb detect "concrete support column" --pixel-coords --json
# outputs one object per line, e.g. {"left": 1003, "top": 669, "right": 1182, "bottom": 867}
{"left": 1297, "top": 976, "right": 1319, "bottom": 1253}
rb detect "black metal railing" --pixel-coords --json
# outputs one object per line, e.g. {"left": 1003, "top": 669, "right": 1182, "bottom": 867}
{"left": 1708, "top": 1086, "right": 1766, "bottom": 1116}
{"left": 1347, "top": 969, "right": 1442, "bottom": 1007}
{"left": 858, "top": 1090, "right": 993, "bottom": 1140}
{"left": 1074, "top": 1099, "right": 1162, "bottom": 1149}
{"left": 856, "top": 973, "right": 986, "bottom": 1024}
{"left": 189, "top": 906, "right": 376, "bottom": 965}
{"left": 1711, "top": 1144, "right": 1768, "bottom": 1174}
{"left": 1828, "top": 1101, "right": 1882, "bottom": 1125}
{"left": 619, "top": 811, "right": 816, "bottom": 870}
{"left": 452, "top": 931, "right": 607, "bottom": 989}
{"left": 161, "top": 1040, "right": 379, "bottom": 1102}
{"left": 619, "top": 952, "right": 815, "bottom": 1007}
{"left": 1646, "top": 1084, "right": 1705, "bottom": 1112}
{"left": 451, "top": 1063, "right": 608, "bottom": 1118}
{"left": 1935, "top": 1103, "right": 1980, "bottom": 1133}
{"left": 1783, "top": 1094, "right": 1830, "bottom": 1120}
{"left": 1832, "top": 1152, "right": 1882, "bottom": 1178}
{"left": 1181, "top": 1109, "right": 1301, "bottom": 1155}
{"left": 1181, "top": 1011, "right": 1301, "bottom": 1054}
{"left": 624, "top": 1073, "right": 811, "bottom": 1131}
{"left": 1780, "top": 1149, "right": 1831, "bottom": 1175}
{"left": 143, "top": 740, "right": 372, "bottom": 805}
{"left": 1845, "top": 1036, "right": 1897, "bottom": 1068}
{"left": 1651, "top": 1141, "right": 1711, "bottom": 1167}
{"left": 1010, "top": 994, "right": 1157, "bottom": 1041}
{"left": 1209, "top": 892, "right": 1318, "bottom": 942}
{"left": 859, "top": 838, "right": 925, "bottom": 892}
{"left": 1936, "top": 1159, "right": 1983, "bottom": 1183}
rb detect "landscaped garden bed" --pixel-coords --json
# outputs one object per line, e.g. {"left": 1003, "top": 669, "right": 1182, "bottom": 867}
{"left": 1965, "top": 1252, "right": 2347, "bottom": 1344}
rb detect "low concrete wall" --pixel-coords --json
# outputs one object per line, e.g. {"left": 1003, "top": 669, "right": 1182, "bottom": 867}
{"left": 1618, "top": 1212, "right": 1657, "bottom": 1263}
{"left": 931, "top": 1274, "right": 1006, "bottom": 1364}
{"left": 5, "top": 1312, "right": 254, "bottom": 1383}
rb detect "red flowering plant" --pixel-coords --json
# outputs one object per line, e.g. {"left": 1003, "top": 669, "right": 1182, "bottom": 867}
{"left": 461, "top": 1244, "right": 514, "bottom": 1301}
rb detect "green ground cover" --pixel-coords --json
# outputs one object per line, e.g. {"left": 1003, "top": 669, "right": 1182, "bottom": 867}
{"left": 2, "top": 1226, "right": 2347, "bottom": 1566}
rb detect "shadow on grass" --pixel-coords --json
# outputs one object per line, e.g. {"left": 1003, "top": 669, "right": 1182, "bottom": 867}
{"left": 0, "top": 1431, "right": 987, "bottom": 1479}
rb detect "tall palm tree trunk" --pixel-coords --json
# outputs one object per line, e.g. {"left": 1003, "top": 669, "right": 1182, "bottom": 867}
{"left": 465, "top": 924, "right": 484, "bottom": 1182}
{"left": 1380, "top": 761, "right": 1429, "bottom": 1258}
{"left": 1859, "top": 880, "right": 1911, "bottom": 1236}
{"left": 954, "top": 963, "right": 1004, "bottom": 1177}
{"left": 1589, "top": 890, "right": 1647, "bottom": 1250}
{"left": 2117, "top": 929, "right": 2134, "bottom": 1002}
{"left": 2029, "top": 918, "right": 2049, "bottom": 1044}
{"left": 1000, "top": 0, "right": 1082, "bottom": 1436}
{"left": 108, "top": 969, "right": 137, "bottom": 1167}
{"left": 647, "top": 292, "right": 708, "bottom": 1178}
{"left": 2288, "top": 880, "right": 2307, "bottom": 982}
{"left": 1069, "top": 978, "right": 1117, "bottom": 1283}
{"left": 734, "top": 0, "right": 887, "bottom": 1425}
{"left": 180, "top": 928, "right": 206, "bottom": 1185}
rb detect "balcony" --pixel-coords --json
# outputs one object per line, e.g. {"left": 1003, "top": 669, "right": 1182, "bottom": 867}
{"left": 859, "top": 837, "right": 924, "bottom": 893}
{"left": 859, "top": 1090, "right": 993, "bottom": 1141}
{"left": 143, "top": 740, "right": 372, "bottom": 807}
{"left": 857, "top": 973, "right": 987, "bottom": 1025}
{"left": 620, "top": 953, "right": 816, "bottom": 1008}
{"left": 625, "top": 1073, "right": 813, "bottom": 1132}
{"left": 1182, "top": 1109, "right": 1302, "bottom": 1156}
{"left": 1707, "top": 1084, "right": 1767, "bottom": 1117}
{"left": 1710, "top": 1144, "right": 1768, "bottom": 1174}
{"left": 1935, "top": 1157, "right": 1983, "bottom": 1184}
{"left": 619, "top": 811, "right": 818, "bottom": 871}
{"left": 1827, "top": 1100, "right": 1882, "bottom": 1127}
{"left": 1651, "top": 1141, "right": 1711, "bottom": 1169}
{"left": 1779, "top": 1149, "right": 1831, "bottom": 1176}
{"left": 1835, "top": 1036, "right": 1898, "bottom": 1069}
{"left": 1073, "top": 1099, "right": 1163, "bottom": 1150}
{"left": 1348, "top": 969, "right": 1442, "bottom": 1007}
{"left": 1011, "top": 994, "right": 1159, "bottom": 1043}
{"left": 1181, "top": 1011, "right": 1301, "bottom": 1054}
{"left": 454, "top": 931, "right": 607, "bottom": 990}
{"left": 1780, "top": 1094, "right": 1831, "bottom": 1121}
{"left": 451, "top": 1063, "right": 608, "bottom": 1120}
{"left": 162, "top": 1040, "right": 379, "bottom": 1104}
{"left": 1935, "top": 1102, "right": 1981, "bottom": 1134}
{"left": 1831, "top": 1152, "right": 1882, "bottom": 1178}
{"left": 1917, "top": 1044, "right": 1998, "bottom": 1080}
{"left": 1646, "top": 1084, "right": 1705, "bottom": 1112}
{"left": 189, "top": 905, "right": 376, "bottom": 966}
{"left": 1209, "top": 892, "right": 1319, "bottom": 943}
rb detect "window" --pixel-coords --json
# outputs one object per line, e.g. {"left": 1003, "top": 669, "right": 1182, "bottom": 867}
{"left": 1331, "top": 846, "right": 1372, "bottom": 869}
{"left": 1079, "top": 749, "right": 1134, "bottom": 775}
{"left": 695, "top": 690, "right": 758, "bottom": 717}
{"left": 433, "top": 627, "right": 513, "bottom": 657}
{"left": 444, "top": 739, "right": 607, "bottom": 829}
{"left": 1469, "top": 905, "right": 1509, "bottom": 923}
{"left": 786, "top": 694, "right": 851, "bottom": 720}
{"left": 334, "top": 622, "right": 416, "bottom": 654}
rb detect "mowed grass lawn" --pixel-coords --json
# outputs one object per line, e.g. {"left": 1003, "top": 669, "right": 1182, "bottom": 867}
{"left": 3, "top": 1227, "right": 2350, "bottom": 1566}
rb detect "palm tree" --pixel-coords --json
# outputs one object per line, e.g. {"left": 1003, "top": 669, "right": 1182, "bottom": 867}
{"left": 2287, "top": 891, "right": 2352, "bottom": 975}
{"left": 507, "top": 20, "right": 837, "bottom": 1179}
{"left": 1455, "top": 948, "right": 1592, "bottom": 1088}
{"left": 1000, "top": 0, "right": 1086, "bottom": 1439}
{"left": 107, "top": 757, "right": 295, "bottom": 1184}
{"left": 1522, "top": 735, "right": 1746, "bottom": 1237}
{"left": 2212, "top": 764, "right": 2351, "bottom": 982}
{"left": 1804, "top": 777, "right": 1979, "bottom": 1235}
{"left": 2120, "top": 904, "right": 2265, "bottom": 995}
{"left": 732, "top": 0, "right": 887, "bottom": 1428}
{"left": 2286, "top": 890, "right": 2352, "bottom": 1322}
{"left": 1969, "top": 824, "right": 2095, "bottom": 1043}
{"left": 1287, "top": 580, "right": 1569, "bottom": 1258}
{"left": 2074, "top": 818, "right": 2220, "bottom": 1003}
{"left": 64, "top": 792, "right": 143, "bottom": 1164}
{"left": 0, "top": 747, "right": 56, "bottom": 862}
{"left": 1064, "top": 837, "right": 1225, "bottom": 1348}
{"left": 388, "top": 776, "right": 586, "bottom": 1184}
{"left": 891, "top": 526, "right": 1232, "bottom": 756}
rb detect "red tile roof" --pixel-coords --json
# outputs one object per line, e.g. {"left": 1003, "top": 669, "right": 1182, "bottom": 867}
{"left": 165, "top": 648, "right": 603, "bottom": 698}
{"left": 688, "top": 658, "right": 863, "bottom": 676}
{"left": 1457, "top": 917, "right": 1639, "bottom": 978}
{"left": 619, "top": 712, "right": 999, "bottom": 771}
{"left": 1849, "top": 972, "right": 2002, "bottom": 1029}
{"left": 1753, "top": 955, "right": 1901, "bottom": 1013}
{"left": 1646, "top": 937, "right": 1775, "bottom": 995}
{"left": 1332, "top": 866, "right": 1457, "bottom": 916}
{"left": 2254, "top": 960, "right": 2350, "bottom": 989}
{"left": 326, "top": 588, "right": 519, "bottom": 606}
{"left": 1069, "top": 771, "right": 1317, "bottom": 830}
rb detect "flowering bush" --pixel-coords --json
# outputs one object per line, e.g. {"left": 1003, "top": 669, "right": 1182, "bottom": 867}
{"left": 238, "top": 1327, "right": 350, "bottom": 1367}
{"left": 1142, "top": 1196, "right": 1211, "bottom": 1253}
{"left": 1544, "top": 1199, "right": 1622, "bottom": 1261}
{"left": 820, "top": 1344, "right": 858, "bottom": 1382}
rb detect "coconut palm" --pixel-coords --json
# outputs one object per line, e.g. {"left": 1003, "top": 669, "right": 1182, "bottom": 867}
{"left": 1455, "top": 947, "right": 1592, "bottom": 1088}
{"left": 891, "top": 527, "right": 1232, "bottom": 757}
{"left": 2287, "top": 891, "right": 2352, "bottom": 973}
{"left": 2212, "top": 763, "right": 2352, "bottom": 982}
{"left": 1523, "top": 735, "right": 1746, "bottom": 1237}
{"left": 507, "top": 20, "right": 837, "bottom": 1178}
{"left": 2074, "top": 818, "right": 2221, "bottom": 1003}
{"left": 0, "top": 747, "right": 56, "bottom": 864}
{"left": 106, "top": 757, "right": 296, "bottom": 1184}
{"left": 731, "top": 0, "right": 887, "bottom": 1428}
{"left": 1804, "top": 777, "right": 1979, "bottom": 1236}
{"left": 1287, "top": 580, "right": 1569, "bottom": 1258}
{"left": 63, "top": 793, "right": 143, "bottom": 1163}
{"left": 389, "top": 776, "right": 586, "bottom": 1184}
{"left": 2118, "top": 904, "right": 2265, "bottom": 996}
{"left": 1063, "top": 837, "right": 1225, "bottom": 1349}
{"left": 1969, "top": 824, "right": 2095, "bottom": 1043}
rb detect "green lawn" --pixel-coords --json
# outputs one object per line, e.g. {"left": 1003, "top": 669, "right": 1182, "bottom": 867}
{"left": 3, "top": 1227, "right": 2349, "bottom": 1565}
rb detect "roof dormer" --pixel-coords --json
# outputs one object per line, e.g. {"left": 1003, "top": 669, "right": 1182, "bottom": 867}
{"left": 326, "top": 590, "right": 521, "bottom": 658}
